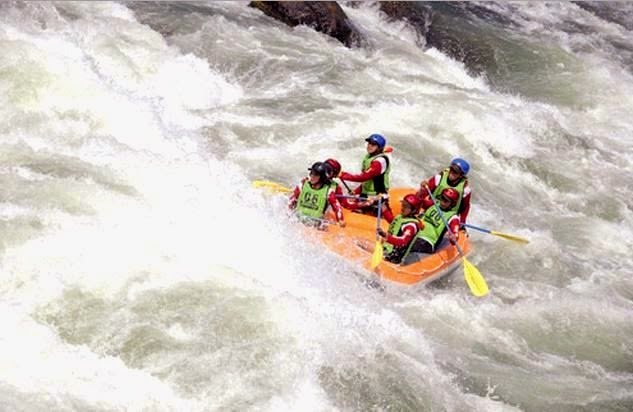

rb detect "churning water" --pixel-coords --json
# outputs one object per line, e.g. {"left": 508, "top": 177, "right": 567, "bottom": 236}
{"left": 1, "top": 2, "right": 632, "bottom": 411}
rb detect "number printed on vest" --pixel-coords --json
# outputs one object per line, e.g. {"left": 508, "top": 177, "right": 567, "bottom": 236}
{"left": 302, "top": 192, "right": 319, "bottom": 210}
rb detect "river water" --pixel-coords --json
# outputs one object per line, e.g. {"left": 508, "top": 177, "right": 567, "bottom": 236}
{"left": 1, "top": 2, "right": 632, "bottom": 411}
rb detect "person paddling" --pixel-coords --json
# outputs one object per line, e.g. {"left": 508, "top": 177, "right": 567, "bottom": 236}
{"left": 376, "top": 194, "right": 424, "bottom": 264}
{"left": 415, "top": 157, "right": 471, "bottom": 224}
{"left": 409, "top": 188, "right": 461, "bottom": 254}
{"left": 338, "top": 134, "right": 393, "bottom": 220}
{"left": 289, "top": 162, "right": 345, "bottom": 227}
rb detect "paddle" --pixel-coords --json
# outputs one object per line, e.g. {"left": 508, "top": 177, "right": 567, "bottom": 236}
{"left": 340, "top": 179, "right": 354, "bottom": 194}
{"left": 253, "top": 173, "right": 357, "bottom": 195}
{"left": 252, "top": 180, "right": 292, "bottom": 193}
{"left": 252, "top": 181, "right": 365, "bottom": 202}
{"left": 252, "top": 180, "right": 382, "bottom": 204}
{"left": 462, "top": 223, "right": 529, "bottom": 244}
{"left": 427, "top": 188, "right": 489, "bottom": 297}
{"left": 370, "top": 196, "right": 384, "bottom": 269}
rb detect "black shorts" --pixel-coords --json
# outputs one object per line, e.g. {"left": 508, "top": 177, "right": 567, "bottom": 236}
{"left": 410, "top": 237, "right": 435, "bottom": 254}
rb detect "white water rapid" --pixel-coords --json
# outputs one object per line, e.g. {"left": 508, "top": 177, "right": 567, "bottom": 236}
{"left": 1, "top": 2, "right": 632, "bottom": 411}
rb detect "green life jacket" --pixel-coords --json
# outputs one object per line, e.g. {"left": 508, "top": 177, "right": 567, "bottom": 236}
{"left": 433, "top": 168, "right": 467, "bottom": 214}
{"left": 297, "top": 180, "right": 330, "bottom": 219}
{"left": 415, "top": 205, "right": 457, "bottom": 248}
{"left": 383, "top": 214, "right": 420, "bottom": 263}
{"left": 360, "top": 153, "right": 391, "bottom": 196}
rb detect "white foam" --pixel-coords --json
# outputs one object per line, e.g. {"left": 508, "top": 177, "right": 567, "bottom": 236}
{"left": 2, "top": 1, "right": 633, "bottom": 410}
{"left": 0, "top": 308, "right": 198, "bottom": 410}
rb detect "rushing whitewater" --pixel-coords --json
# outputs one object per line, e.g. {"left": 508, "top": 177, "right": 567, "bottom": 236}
{"left": 1, "top": 2, "right": 632, "bottom": 411}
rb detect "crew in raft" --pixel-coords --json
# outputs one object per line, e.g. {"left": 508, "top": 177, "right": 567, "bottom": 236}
{"left": 338, "top": 133, "right": 394, "bottom": 220}
{"left": 415, "top": 157, "right": 472, "bottom": 224}
{"left": 288, "top": 161, "right": 345, "bottom": 227}
{"left": 286, "top": 150, "right": 470, "bottom": 260}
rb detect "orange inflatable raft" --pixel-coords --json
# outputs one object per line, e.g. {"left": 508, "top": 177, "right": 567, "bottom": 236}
{"left": 311, "top": 188, "right": 471, "bottom": 287}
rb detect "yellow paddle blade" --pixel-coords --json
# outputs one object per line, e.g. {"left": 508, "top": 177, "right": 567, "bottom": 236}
{"left": 490, "top": 231, "right": 529, "bottom": 244}
{"left": 370, "top": 240, "right": 383, "bottom": 269}
{"left": 252, "top": 180, "right": 292, "bottom": 193}
{"left": 463, "top": 257, "right": 489, "bottom": 297}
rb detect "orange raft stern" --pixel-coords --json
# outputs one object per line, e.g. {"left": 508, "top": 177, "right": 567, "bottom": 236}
{"left": 312, "top": 187, "right": 471, "bottom": 287}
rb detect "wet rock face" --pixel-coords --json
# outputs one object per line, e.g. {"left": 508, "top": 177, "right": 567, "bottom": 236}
{"left": 249, "top": 1, "right": 363, "bottom": 47}
{"left": 249, "top": 1, "right": 500, "bottom": 77}
{"left": 378, "top": 2, "right": 498, "bottom": 77}
{"left": 425, "top": 13, "right": 497, "bottom": 77}
{"left": 378, "top": 1, "right": 433, "bottom": 45}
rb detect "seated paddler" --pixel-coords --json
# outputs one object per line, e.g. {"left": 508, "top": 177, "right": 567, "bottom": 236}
{"left": 338, "top": 133, "right": 394, "bottom": 220}
{"left": 376, "top": 194, "right": 423, "bottom": 264}
{"left": 409, "top": 187, "right": 462, "bottom": 254}
{"left": 288, "top": 161, "right": 345, "bottom": 227}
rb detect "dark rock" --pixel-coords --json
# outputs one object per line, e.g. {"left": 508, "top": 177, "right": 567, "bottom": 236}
{"left": 379, "top": 1, "right": 498, "bottom": 77}
{"left": 378, "top": 1, "right": 433, "bottom": 46}
{"left": 425, "top": 10, "right": 497, "bottom": 77}
{"left": 249, "top": 1, "right": 500, "bottom": 76}
{"left": 249, "top": 1, "right": 363, "bottom": 48}
{"left": 437, "top": 2, "right": 515, "bottom": 27}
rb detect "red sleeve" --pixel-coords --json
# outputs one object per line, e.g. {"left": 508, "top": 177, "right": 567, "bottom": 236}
{"left": 382, "top": 207, "right": 394, "bottom": 223}
{"left": 327, "top": 187, "right": 344, "bottom": 223}
{"left": 427, "top": 174, "right": 439, "bottom": 192}
{"left": 288, "top": 178, "right": 305, "bottom": 210}
{"left": 416, "top": 173, "right": 440, "bottom": 200}
{"left": 386, "top": 224, "right": 418, "bottom": 248}
{"left": 458, "top": 184, "right": 471, "bottom": 223}
{"left": 339, "top": 185, "right": 364, "bottom": 211}
{"left": 448, "top": 215, "right": 461, "bottom": 237}
{"left": 335, "top": 185, "right": 355, "bottom": 209}
{"left": 339, "top": 160, "right": 383, "bottom": 183}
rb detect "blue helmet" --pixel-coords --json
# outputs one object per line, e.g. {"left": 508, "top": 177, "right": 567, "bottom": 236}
{"left": 365, "top": 134, "right": 386, "bottom": 149}
{"left": 451, "top": 158, "right": 470, "bottom": 175}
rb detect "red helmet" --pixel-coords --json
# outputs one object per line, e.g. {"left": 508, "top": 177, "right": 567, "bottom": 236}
{"left": 441, "top": 188, "right": 460, "bottom": 204}
{"left": 324, "top": 158, "right": 341, "bottom": 177}
{"left": 403, "top": 194, "right": 422, "bottom": 211}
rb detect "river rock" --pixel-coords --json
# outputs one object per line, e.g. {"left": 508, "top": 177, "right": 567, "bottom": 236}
{"left": 378, "top": 2, "right": 498, "bottom": 76}
{"left": 249, "top": 1, "right": 363, "bottom": 47}
{"left": 249, "top": 1, "right": 499, "bottom": 76}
